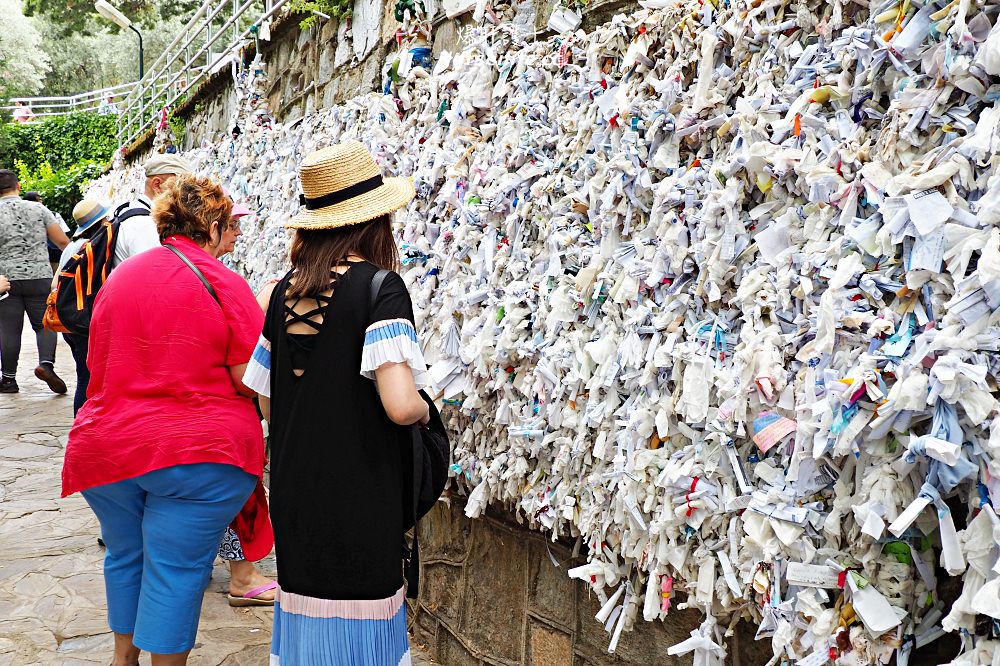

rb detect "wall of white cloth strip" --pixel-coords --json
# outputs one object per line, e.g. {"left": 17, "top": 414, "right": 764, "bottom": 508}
{"left": 88, "top": 1, "right": 1000, "bottom": 663}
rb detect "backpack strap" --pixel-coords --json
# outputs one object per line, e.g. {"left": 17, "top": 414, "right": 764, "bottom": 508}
{"left": 165, "top": 244, "right": 221, "bottom": 307}
{"left": 114, "top": 207, "right": 149, "bottom": 225}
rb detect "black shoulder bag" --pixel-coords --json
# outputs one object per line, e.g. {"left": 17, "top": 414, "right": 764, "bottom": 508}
{"left": 370, "top": 270, "right": 450, "bottom": 598}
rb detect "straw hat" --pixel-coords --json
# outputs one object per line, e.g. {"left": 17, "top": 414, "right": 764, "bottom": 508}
{"left": 72, "top": 199, "right": 111, "bottom": 238}
{"left": 286, "top": 141, "right": 415, "bottom": 229}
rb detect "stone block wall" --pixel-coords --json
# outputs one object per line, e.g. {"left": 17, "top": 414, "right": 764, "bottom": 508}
{"left": 181, "top": 0, "right": 642, "bottom": 146}
{"left": 410, "top": 498, "right": 773, "bottom": 666}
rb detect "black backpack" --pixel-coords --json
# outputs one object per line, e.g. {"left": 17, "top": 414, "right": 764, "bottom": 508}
{"left": 44, "top": 203, "right": 149, "bottom": 335}
{"left": 369, "top": 270, "right": 450, "bottom": 598}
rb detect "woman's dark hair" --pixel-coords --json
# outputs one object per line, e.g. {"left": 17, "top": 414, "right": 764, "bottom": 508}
{"left": 153, "top": 174, "right": 231, "bottom": 246}
{"left": 22, "top": 191, "right": 41, "bottom": 202}
{"left": 288, "top": 215, "right": 400, "bottom": 298}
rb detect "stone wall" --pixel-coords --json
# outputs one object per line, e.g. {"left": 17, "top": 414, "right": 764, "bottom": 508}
{"left": 180, "top": 0, "right": 639, "bottom": 146}
{"left": 182, "top": 81, "right": 239, "bottom": 149}
{"left": 411, "top": 498, "right": 771, "bottom": 666}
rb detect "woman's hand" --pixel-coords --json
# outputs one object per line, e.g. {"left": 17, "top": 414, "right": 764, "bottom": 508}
{"left": 0, "top": 275, "right": 9, "bottom": 295}
{"left": 419, "top": 402, "right": 431, "bottom": 426}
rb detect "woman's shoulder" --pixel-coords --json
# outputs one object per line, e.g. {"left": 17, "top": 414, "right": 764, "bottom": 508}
{"left": 256, "top": 278, "right": 281, "bottom": 311}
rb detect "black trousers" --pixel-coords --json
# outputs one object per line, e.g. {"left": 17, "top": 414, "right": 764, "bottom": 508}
{"left": 0, "top": 278, "right": 56, "bottom": 378}
{"left": 64, "top": 333, "right": 90, "bottom": 414}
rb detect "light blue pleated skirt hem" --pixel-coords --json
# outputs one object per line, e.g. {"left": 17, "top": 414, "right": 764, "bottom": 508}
{"left": 269, "top": 585, "right": 411, "bottom": 666}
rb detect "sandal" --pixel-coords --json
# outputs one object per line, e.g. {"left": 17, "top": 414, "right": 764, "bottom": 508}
{"left": 228, "top": 581, "right": 278, "bottom": 607}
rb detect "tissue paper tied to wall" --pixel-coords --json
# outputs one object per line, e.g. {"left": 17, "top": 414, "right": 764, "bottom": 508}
{"left": 90, "top": 0, "right": 1000, "bottom": 663}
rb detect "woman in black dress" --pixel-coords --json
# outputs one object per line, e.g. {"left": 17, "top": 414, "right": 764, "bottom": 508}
{"left": 243, "top": 141, "right": 429, "bottom": 665}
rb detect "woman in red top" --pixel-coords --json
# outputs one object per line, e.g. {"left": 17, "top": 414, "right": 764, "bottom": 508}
{"left": 62, "top": 175, "right": 264, "bottom": 666}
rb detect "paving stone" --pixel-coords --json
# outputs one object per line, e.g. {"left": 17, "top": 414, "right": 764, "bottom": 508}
{"left": 0, "top": 328, "right": 434, "bottom": 665}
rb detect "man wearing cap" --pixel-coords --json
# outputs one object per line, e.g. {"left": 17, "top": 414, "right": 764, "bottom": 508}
{"left": 55, "top": 200, "right": 112, "bottom": 413}
{"left": 0, "top": 169, "right": 71, "bottom": 394}
{"left": 112, "top": 153, "right": 193, "bottom": 266}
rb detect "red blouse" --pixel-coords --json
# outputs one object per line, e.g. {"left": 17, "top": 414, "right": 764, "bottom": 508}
{"left": 62, "top": 236, "right": 265, "bottom": 497}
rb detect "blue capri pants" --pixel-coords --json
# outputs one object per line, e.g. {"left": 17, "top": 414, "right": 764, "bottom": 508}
{"left": 82, "top": 463, "right": 256, "bottom": 654}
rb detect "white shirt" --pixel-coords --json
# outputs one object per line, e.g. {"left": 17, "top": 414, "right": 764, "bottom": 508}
{"left": 113, "top": 196, "right": 161, "bottom": 266}
{"left": 58, "top": 238, "right": 88, "bottom": 271}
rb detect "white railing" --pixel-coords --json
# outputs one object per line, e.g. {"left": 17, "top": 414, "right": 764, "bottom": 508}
{"left": 116, "top": 0, "right": 291, "bottom": 149}
{"left": 4, "top": 0, "right": 291, "bottom": 146}
{"left": 1, "top": 81, "right": 139, "bottom": 120}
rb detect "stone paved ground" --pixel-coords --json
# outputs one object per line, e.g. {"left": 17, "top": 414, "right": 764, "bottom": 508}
{"left": 0, "top": 328, "right": 434, "bottom": 665}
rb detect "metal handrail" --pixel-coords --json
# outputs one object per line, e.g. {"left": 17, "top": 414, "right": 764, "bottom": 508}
{"left": 116, "top": 0, "right": 289, "bottom": 150}
{"left": 2, "top": 81, "right": 140, "bottom": 119}
{"left": 5, "top": 0, "right": 286, "bottom": 138}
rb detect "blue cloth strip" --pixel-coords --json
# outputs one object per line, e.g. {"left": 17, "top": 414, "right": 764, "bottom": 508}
{"left": 251, "top": 342, "right": 272, "bottom": 369}
{"left": 364, "top": 320, "right": 418, "bottom": 346}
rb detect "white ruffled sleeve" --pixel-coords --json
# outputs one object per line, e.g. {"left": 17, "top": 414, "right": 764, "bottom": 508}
{"left": 242, "top": 334, "right": 272, "bottom": 398}
{"left": 360, "top": 318, "right": 429, "bottom": 389}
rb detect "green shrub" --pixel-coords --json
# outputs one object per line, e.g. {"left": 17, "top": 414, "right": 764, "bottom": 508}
{"left": 14, "top": 159, "right": 106, "bottom": 225}
{"left": 0, "top": 112, "right": 117, "bottom": 173}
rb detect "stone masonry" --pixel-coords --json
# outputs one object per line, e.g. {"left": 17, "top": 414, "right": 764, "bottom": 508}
{"left": 411, "top": 497, "right": 773, "bottom": 666}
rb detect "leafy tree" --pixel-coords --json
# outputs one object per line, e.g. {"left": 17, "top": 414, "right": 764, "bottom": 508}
{"left": 0, "top": 112, "right": 115, "bottom": 221}
{"left": 15, "top": 158, "right": 105, "bottom": 223}
{"left": 0, "top": 0, "right": 51, "bottom": 98}
{"left": 37, "top": 16, "right": 190, "bottom": 96}
{"left": 23, "top": 0, "right": 200, "bottom": 35}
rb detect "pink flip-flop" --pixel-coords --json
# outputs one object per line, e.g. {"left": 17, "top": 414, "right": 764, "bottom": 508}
{"left": 228, "top": 581, "right": 278, "bottom": 607}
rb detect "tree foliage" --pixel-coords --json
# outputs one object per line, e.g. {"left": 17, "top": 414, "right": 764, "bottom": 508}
{"left": 290, "top": 0, "right": 353, "bottom": 29}
{"left": 15, "top": 159, "right": 105, "bottom": 222}
{"left": 37, "top": 16, "right": 190, "bottom": 96}
{"left": 23, "top": 0, "right": 200, "bottom": 35}
{"left": 0, "top": 112, "right": 115, "bottom": 221}
{"left": 0, "top": 0, "right": 51, "bottom": 98}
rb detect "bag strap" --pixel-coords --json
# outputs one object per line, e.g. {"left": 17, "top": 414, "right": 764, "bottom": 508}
{"left": 405, "top": 426, "right": 422, "bottom": 599}
{"left": 368, "top": 268, "right": 422, "bottom": 597}
{"left": 369, "top": 268, "right": 390, "bottom": 314}
{"left": 114, "top": 207, "right": 148, "bottom": 225}
{"left": 165, "top": 244, "right": 221, "bottom": 307}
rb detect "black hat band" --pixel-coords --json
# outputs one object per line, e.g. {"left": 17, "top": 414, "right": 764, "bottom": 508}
{"left": 299, "top": 175, "right": 384, "bottom": 210}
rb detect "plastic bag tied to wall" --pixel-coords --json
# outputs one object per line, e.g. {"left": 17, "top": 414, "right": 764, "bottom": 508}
{"left": 90, "top": 0, "right": 1000, "bottom": 663}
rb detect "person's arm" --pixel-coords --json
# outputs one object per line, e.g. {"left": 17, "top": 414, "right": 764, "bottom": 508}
{"left": 229, "top": 362, "right": 255, "bottom": 397}
{"left": 0, "top": 275, "right": 9, "bottom": 295}
{"left": 235, "top": 277, "right": 274, "bottom": 403}
{"left": 362, "top": 272, "right": 430, "bottom": 426}
{"left": 46, "top": 221, "right": 70, "bottom": 250}
{"left": 246, "top": 280, "right": 278, "bottom": 420}
{"left": 375, "top": 363, "right": 430, "bottom": 425}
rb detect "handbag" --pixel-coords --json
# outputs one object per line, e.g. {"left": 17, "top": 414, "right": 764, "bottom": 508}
{"left": 369, "top": 270, "right": 450, "bottom": 598}
{"left": 168, "top": 242, "right": 275, "bottom": 561}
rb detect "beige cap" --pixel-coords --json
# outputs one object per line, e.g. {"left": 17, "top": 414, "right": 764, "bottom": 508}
{"left": 143, "top": 153, "right": 194, "bottom": 177}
